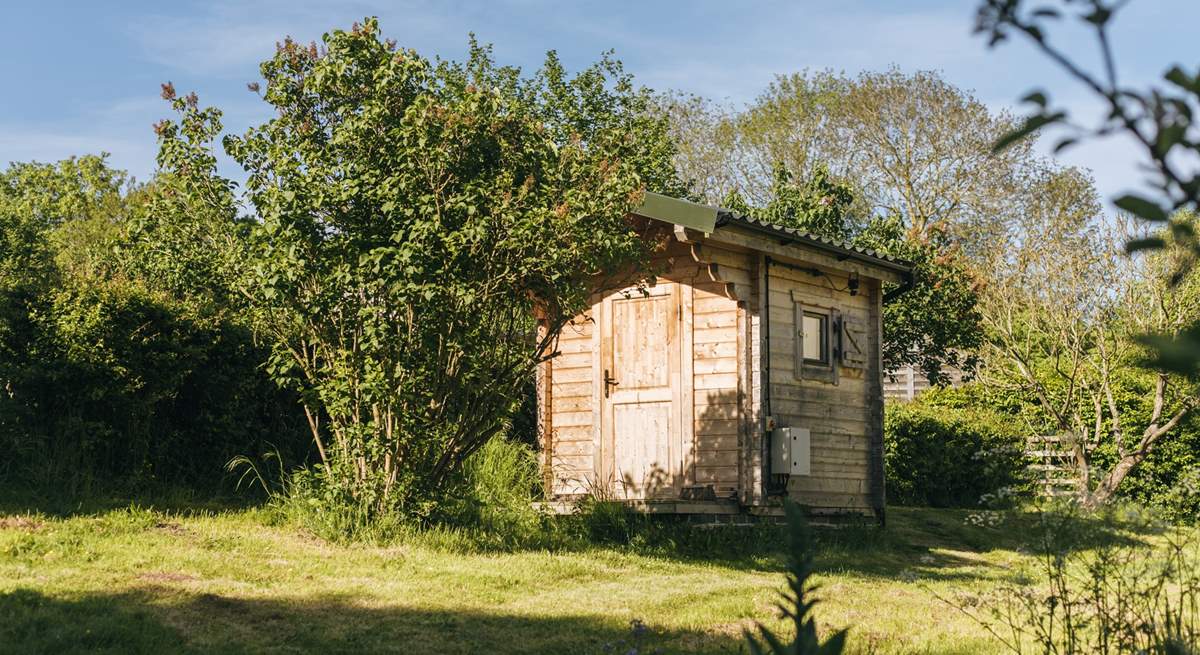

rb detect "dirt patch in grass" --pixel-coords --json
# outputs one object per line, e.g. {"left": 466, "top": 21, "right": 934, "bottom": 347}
{"left": 137, "top": 571, "right": 198, "bottom": 584}
{"left": 154, "top": 521, "right": 189, "bottom": 536}
{"left": 0, "top": 516, "right": 43, "bottom": 531}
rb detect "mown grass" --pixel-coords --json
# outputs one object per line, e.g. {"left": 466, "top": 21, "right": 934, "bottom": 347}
{"left": 0, "top": 502, "right": 1183, "bottom": 654}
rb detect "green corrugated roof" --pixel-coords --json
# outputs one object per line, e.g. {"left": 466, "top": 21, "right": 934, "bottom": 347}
{"left": 635, "top": 191, "right": 910, "bottom": 272}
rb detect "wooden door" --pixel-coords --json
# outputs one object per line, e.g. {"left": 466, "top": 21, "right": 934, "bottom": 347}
{"left": 600, "top": 283, "right": 682, "bottom": 499}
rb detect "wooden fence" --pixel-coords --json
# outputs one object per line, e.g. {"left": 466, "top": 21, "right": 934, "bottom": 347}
{"left": 1026, "top": 434, "right": 1078, "bottom": 496}
{"left": 883, "top": 363, "right": 964, "bottom": 401}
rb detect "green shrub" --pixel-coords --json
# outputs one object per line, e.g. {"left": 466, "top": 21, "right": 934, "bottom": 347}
{"left": 271, "top": 436, "right": 554, "bottom": 549}
{"left": 1091, "top": 414, "right": 1200, "bottom": 524}
{"left": 884, "top": 396, "right": 1031, "bottom": 508}
{"left": 0, "top": 278, "right": 308, "bottom": 496}
{"left": 0, "top": 155, "right": 311, "bottom": 499}
{"left": 441, "top": 436, "right": 554, "bottom": 548}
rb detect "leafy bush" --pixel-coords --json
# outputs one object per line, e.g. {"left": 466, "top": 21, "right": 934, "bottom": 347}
{"left": 154, "top": 19, "right": 686, "bottom": 528}
{"left": 884, "top": 393, "right": 1031, "bottom": 508}
{"left": 0, "top": 155, "right": 310, "bottom": 498}
{"left": 440, "top": 436, "right": 552, "bottom": 548}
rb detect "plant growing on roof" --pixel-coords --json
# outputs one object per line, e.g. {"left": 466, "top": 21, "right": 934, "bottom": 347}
{"left": 154, "top": 18, "right": 684, "bottom": 522}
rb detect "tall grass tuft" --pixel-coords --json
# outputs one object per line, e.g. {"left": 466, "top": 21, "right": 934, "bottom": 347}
{"left": 440, "top": 436, "right": 555, "bottom": 549}
{"left": 946, "top": 499, "right": 1200, "bottom": 654}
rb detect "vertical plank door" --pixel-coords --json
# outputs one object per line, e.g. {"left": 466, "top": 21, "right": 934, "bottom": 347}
{"left": 600, "top": 283, "right": 682, "bottom": 499}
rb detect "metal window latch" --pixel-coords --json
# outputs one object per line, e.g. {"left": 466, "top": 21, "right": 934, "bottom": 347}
{"left": 604, "top": 369, "right": 620, "bottom": 398}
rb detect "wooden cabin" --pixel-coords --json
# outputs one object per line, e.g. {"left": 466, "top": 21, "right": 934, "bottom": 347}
{"left": 536, "top": 194, "right": 911, "bottom": 521}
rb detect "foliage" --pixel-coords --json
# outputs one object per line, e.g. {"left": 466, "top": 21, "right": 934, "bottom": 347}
{"left": 129, "top": 87, "right": 248, "bottom": 313}
{"left": 723, "top": 163, "right": 854, "bottom": 241}
{"left": 0, "top": 154, "right": 307, "bottom": 496}
{"left": 721, "top": 162, "right": 984, "bottom": 382}
{"left": 437, "top": 436, "right": 552, "bottom": 549}
{"left": 152, "top": 19, "right": 685, "bottom": 526}
{"left": 977, "top": 197, "right": 1200, "bottom": 507}
{"left": 856, "top": 215, "right": 984, "bottom": 384}
{"left": 957, "top": 502, "right": 1200, "bottom": 654}
{"left": 1082, "top": 360, "right": 1200, "bottom": 523}
{"left": 884, "top": 389, "right": 1031, "bottom": 508}
{"left": 664, "top": 69, "right": 1033, "bottom": 252}
{"left": 975, "top": 0, "right": 1200, "bottom": 375}
{"left": 745, "top": 501, "right": 848, "bottom": 655}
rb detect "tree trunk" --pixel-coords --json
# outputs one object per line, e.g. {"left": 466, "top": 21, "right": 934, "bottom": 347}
{"left": 1080, "top": 453, "right": 1141, "bottom": 509}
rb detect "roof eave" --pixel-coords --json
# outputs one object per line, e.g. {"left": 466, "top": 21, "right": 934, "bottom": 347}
{"left": 715, "top": 212, "right": 913, "bottom": 275}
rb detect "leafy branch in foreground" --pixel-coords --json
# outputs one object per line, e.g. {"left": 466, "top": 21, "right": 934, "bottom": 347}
{"left": 745, "top": 501, "right": 847, "bottom": 655}
{"left": 975, "top": 0, "right": 1200, "bottom": 373}
{"left": 939, "top": 502, "right": 1200, "bottom": 654}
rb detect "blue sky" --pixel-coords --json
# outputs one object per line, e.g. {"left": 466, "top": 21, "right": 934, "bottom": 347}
{"left": 3, "top": 0, "right": 1197, "bottom": 209}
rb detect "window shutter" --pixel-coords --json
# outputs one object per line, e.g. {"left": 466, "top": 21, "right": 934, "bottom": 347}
{"left": 840, "top": 317, "right": 868, "bottom": 368}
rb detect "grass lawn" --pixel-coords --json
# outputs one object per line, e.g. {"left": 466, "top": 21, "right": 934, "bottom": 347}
{"left": 0, "top": 502, "right": 1181, "bottom": 654}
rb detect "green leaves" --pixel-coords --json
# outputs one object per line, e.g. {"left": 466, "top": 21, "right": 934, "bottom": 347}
{"left": 993, "top": 111, "right": 1065, "bottom": 153}
{"left": 1114, "top": 194, "right": 1170, "bottom": 223}
{"left": 1165, "top": 65, "right": 1200, "bottom": 96}
{"left": 149, "top": 17, "right": 683, "bottom": 522}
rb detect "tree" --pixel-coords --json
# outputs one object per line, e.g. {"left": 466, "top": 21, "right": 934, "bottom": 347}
{"left": 658, "top": 91, "right": 740, "bottom": 204}
{"left": 855, "top": 216, "right": 983, "bottom": 384}
{"left": 665, "top": 69, "right": 1033, "bottom": 255}
{"left": 156, "top": 20, "right": 684, "bottom": 520}
{"left": 723, "top": 163, "right": 983, "bottom": 383}
{"left": 975, "top": 0, "right": 1200, "bottom": 374}
{"left": 660, "top": 70, "right": 1055, "bottom": 383}
{"left": 978, "top": 165, "right": 1200, "bottom": 505}
{"left": 0, "top": 153, "right": 302, "bottom": 493}
{"left": 724, "top": 162, "right": 854, "bottom": 241}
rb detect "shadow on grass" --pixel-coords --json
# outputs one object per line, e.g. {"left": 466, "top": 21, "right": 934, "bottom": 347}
{"left": 570, "top": 503, "right": 1155, "bottom": 584}
{"left": 0, "top": 586, "right": 744, "bottom": 655}
{"left": 0, "top": 485, "right": 1157, "bottom": 587}
{"left": 0, "top": 485, "right": 260, "bottom": 520}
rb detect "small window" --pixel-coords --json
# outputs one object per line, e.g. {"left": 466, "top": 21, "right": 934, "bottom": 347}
{"left": 801, "top": 311, "right": 829, "bottom": 365}
{"left": 794, "top": 302, "right": 838, "bottom": 384}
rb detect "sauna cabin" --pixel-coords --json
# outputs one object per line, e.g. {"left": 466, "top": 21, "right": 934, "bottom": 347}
{"left": 535, "top": 193, "right": 912, "bottom": 521}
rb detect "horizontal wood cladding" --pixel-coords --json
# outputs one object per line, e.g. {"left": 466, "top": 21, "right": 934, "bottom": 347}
{"left": 551, "top": 367, "right": 592, "bottom": 383}
{"left": 552, "top": 351, "right": 592, "bottom": 370}
{"left": 549, "top": 306, "right": 597, "bottom": 497}
{"left": 686, "top": 244, "right": 750, "bottom": 497}
{"left": 762, "top": 262, "right": 878, "bottom": 510}
{"left": 551, "top": 381, "right": 591, "bottom": 398}
{"left": 695, "top": 372, "right": 738, "bottom": 390}
{"left": 695, "top": 341, "right": 738, "bottom": 359}
{"left": 694, "top": 358, "right": 736, "bottom": 375}
{"left": 695, "top": 326, "right": 737, "bottom": 344}
{"left": 695, "top": 465, "right": 739, "bottom": 485}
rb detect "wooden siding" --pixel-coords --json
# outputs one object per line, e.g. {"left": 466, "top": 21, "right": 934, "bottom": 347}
{"left": 540, "top": 221, "right": 890, "bottom": 517}
{"left": 687, "top": 243, "right": 748, "bottom": 497}
{"left": 548, "top": 312, "right": 596, "bottom": 495}
{"left": 763, "top": 262, "right": 877, "bottom": 511}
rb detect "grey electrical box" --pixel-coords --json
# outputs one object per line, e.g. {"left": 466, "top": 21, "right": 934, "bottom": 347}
{"left": 770, "top": 427, "right": 811, "bottom": 477}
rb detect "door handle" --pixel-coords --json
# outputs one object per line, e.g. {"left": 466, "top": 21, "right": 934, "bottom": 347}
{"left": 604, "top": 369, "right": 620, "bottom": 398}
